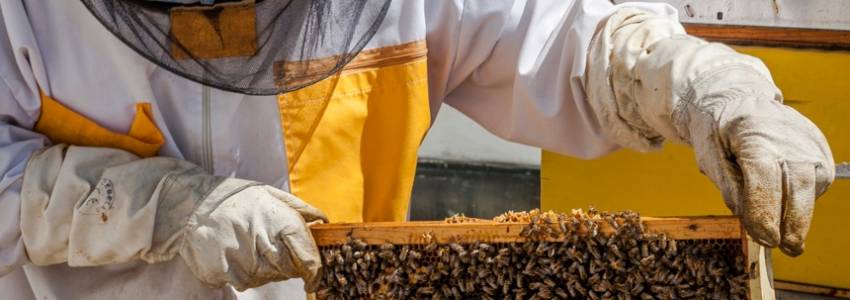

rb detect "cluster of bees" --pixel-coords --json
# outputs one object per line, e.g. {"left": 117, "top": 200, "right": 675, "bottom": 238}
{"left": 316, "top": 209, "right": 749, "bottom": 299}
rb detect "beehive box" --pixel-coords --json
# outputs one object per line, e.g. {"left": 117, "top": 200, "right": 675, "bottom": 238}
{"left": 311, "top": 211, "right": 768, "bottom": 300}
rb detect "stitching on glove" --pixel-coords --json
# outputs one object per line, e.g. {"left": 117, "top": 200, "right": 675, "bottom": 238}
{"left": 178, "top": 180, "right": 262, "bottom": 249}
{"left": 181, "top": 179, "right": 259, "bottom": 232}
{"left": 780, "top": 160, "right": 791, "bottom": 223}
{"left": 674, "top": 64, "right": 776, "bottom": 145}
{"left": 275, "top": 192, "right": 309, "bottom": 212}
{"left": 141, "top": 170, "right": 193, "bottom": 263}
{"left": 146, "top": 167, "right": 227, "bottom": 263}
{"left": 217, "top": 181, "right": 264, "bottom": 201}
{"left": 278, "top": 231, "right": 315, "bottom": 286}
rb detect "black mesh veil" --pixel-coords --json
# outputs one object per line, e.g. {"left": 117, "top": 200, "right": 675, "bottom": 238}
{"left": 80, "top": 0, "right": 392, "bottom": 95}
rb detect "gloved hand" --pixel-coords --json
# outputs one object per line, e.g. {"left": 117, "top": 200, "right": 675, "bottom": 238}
{"left": 181, "top": 181, "right": 327, "bottom": 290}
{"left": 20, "top": 144, "right": 327, "bottom": 291}
{"left": 585, "top": 8, "right": 835, "bottom": 256}
{"left": 684, "top": 71, "right": 833, "bottom": 256}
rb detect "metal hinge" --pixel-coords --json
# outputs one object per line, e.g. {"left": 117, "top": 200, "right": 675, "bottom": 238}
{"left": 837, "top": 162, "right": 850, "bottom": 180}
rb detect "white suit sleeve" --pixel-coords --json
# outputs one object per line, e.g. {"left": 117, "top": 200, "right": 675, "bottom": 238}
{"left": 0, "top": 3, "right": 49, "bottom": 275}
{"left": 425, "top": 0, "right": 677, "bottom": 159}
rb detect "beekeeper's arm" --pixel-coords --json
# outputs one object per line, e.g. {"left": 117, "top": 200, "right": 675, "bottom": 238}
{"left": 0, "top": 8, "right": 324, "bottom": 291}
{"left": 426, "top": 0, "right": 834, "bottom": 256}
{"left": 584, "top": 8, "right": 833, "bottom": 256}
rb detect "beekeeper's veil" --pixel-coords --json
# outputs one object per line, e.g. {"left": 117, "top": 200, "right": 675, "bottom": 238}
{"left": 81, "top": 0, "right": 391, "bottom": 95}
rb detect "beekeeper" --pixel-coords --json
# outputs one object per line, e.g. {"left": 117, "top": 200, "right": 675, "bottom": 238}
{"left": 0, "top": 0, "right": 834, "bottom": 298}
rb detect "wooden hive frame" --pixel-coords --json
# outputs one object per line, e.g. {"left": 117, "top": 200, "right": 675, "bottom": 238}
{"left": 311, "top": 216, "right": 774, "bottom": 300}
{"left": 312, "top": 216, "right": 742, "bottom": 245}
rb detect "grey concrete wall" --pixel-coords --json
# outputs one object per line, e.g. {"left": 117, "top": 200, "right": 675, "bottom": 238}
{"left": 412, "top": 106, "right": 541, "bottom": 220}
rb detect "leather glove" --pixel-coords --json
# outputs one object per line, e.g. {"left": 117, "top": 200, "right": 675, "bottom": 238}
{"left": 684, "top": 71, "right": 833, "bottom": 256}
{"left": 585, "top": 8, "right": 835, "bottom": 256}
{"left": 20, "top": 144, "right": 327, "bottom": 290}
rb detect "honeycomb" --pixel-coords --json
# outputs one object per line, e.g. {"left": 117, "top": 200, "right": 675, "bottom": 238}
{"left": 317, "top": 209, "right": 749, "bottom": 299}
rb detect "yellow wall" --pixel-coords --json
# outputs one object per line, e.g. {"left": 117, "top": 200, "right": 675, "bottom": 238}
{"left": 541, "top": 46, "right": 850, "bottom": 289}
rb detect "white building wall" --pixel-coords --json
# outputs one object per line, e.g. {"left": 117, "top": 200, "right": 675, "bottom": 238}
{"left": 617, "top": 0, "right": 850, "bottom": 30}
{"left": 418, "top": 106, "right": 540, "bottom": 166}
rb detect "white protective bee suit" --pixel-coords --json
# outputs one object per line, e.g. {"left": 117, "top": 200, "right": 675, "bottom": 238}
{"left": 0, "top": 0, "right": 834, "bottom": 299}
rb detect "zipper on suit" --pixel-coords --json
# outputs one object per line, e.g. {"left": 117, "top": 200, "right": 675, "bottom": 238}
{"left": 201, "top": 85, "right": 214, "bottom": 173}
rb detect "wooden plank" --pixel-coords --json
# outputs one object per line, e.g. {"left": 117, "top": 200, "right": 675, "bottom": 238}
{"left": 775, "top": 281, "right": 850, "bottom": 299}
{"left": 311, "top": 216, "right": 741, "bottom": 246}
{"left": 747, "top": 238, "right": 776, "bottom": 300}
{"left": 685, "top": 24, "right": 850, "bottom": 50}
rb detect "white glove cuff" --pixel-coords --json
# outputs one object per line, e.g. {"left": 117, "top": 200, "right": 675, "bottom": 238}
{"left": 585, "top": 8, "right": 781, "bottom": 151}
{"left": 585, "top": 8, "right": 667, "bottom": 152}
{"left": 20, "top": 144, "right": 223, "bottom": 266}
